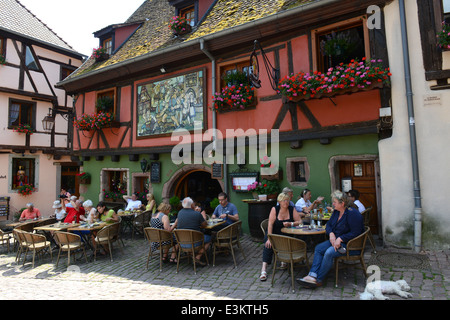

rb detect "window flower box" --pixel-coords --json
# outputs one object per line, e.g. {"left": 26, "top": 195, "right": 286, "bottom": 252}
{"left": 73, "top": 112, "right": 115, "bottom": 131}
{"left": 13, "top": 124, "right": 34, "bottom": 135}
{"left": 77, "top": 172, "right": 91, "bottom": 184}
{"left": 277, "top": 58, "right": 391, "bottom": 102}
{"left": 212, "top": 84, "right": 256, "bottom": 113}
{"left": 437, "top": 21, "right": 450, "bottom": 51}
{"left": 17, "top": 183, "right": 36, "bottom": 196}
{"left": 169, "top": 16, "right": 192, "bottom": 36}
{"left": 0, "top": 54, "right": 5, "bottom": 65}
{"left": 92, "top": 47, "right": 109, "bottom": 62}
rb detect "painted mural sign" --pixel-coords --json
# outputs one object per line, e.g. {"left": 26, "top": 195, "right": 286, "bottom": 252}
{"left": 136, "top": 69, "right": 205, "bottom": 137}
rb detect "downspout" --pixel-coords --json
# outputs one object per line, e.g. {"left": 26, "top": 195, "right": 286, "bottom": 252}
{"left": 399, "top": 0, "right": 422, "bottom": 252}
{"left": 200, "top": 39, "right": 227, "bottom": 193}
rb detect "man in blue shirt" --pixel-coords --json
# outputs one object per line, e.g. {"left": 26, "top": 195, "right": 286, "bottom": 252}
{"left": 212, "top": 192, "right": 239, "bottom": 229}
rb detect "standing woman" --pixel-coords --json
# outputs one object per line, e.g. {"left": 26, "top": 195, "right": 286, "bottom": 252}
{"left": 259, "top": 192, "right": 302, "bottom": 281}
{"left": 297, "top": 190, "right": 364, "bottom": 288}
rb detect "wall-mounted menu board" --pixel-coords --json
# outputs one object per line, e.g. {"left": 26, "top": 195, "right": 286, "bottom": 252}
{"left": 150, "top": 161, "right": 161, "bottom": 183}
{"left": 229, "top": 172, "right": 259, "bottom": 193}
{"left": 0, "top": 197, "right": 10, "bottom": 220}
{"left": 211, "top": 163, "right": 223, "bottom": 180}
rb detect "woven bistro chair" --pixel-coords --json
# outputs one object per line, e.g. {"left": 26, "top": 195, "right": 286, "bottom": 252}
{"left": 334, "top": 226, "right": 370, "bottom": 287}
{"left": 0, "top": 228, "right": 12, "bottom": 253}
{"left": 260, "top": 218, "right": 269, "bottom": 236}
{"left": 13, "top": 229, "right": 27, "bottom": 263}
{"left": 268, "top": 234, "right": 308, "bottom": 292}
{"left": 21, "top": 231, "right": 53, "bottom": 268}
{"left": 212, "top": 221, "right": 245, "bottom": 268}
{"left": 54, "top": 231, "right": 88, "bottom": 267}
{"left": 360, "top": 207, "right": 376, "bottom": 252}
{"left": 94, "top": 222, "right": 123, "bottom": 262}
{"left": 174, "top": 229, "right": 209, "bottom": 274}
{"left": 144, "top": 227, "right": 175, "bottom": 271}
{"left": 131, "top": 212, "right": 146, "bottom": 239}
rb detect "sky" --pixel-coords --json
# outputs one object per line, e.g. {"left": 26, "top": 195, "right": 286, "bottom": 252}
{"left": 18, "top": 0, "right": 146, "bottom": 56}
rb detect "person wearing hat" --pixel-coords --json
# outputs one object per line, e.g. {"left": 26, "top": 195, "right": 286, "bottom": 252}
{"left": 50, "top": 200, "right": 66, "bottom": 221}
{"left": 19, "top": 203, "right": 41, "bottom": 221}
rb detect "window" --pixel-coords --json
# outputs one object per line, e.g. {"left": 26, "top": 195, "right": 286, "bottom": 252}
{"left": 96, "top": 89, "right": 116, "bottom": 115}
{"left": 219, "top": 61, "right": 253, "bottom": 89}
{"left": 103, "top": 38, "right": 113, "bottom": 55}
{"left": 25, "top": 46, "right": 39, "bottom": 71}
{"left": 0, "top": 36, "right": 4, "bottom": 56}
{"left": 444, "top": 0, "right": 450, "bottom": 22}
{"left": 180, "top": 5, "right": 195, "bottom": 26}
{"left": 12, "top": 158, "right": 36, "bottom": 190}
{"left": 286, "top": 157, "right": 310, "bottom": 187}
{"left": 60, "top": 66, "right": 76, "bottom": 81}
{"left": 312, "top": 17, "right": 370, "bottom": 73}
{"left": 101, "top": 169, "right": 129, "bottom": 202}
{"left": 8, "top": 99, "right": 35, "bottom": 128}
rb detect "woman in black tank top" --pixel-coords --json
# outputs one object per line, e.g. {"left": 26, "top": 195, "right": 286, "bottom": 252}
{"left": 259, "top": 193, "right": 303, "bottom": 281}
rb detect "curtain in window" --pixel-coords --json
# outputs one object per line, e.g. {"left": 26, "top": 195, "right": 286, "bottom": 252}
{"left": 9, "top": 103, "right": 20, "bottom": 127}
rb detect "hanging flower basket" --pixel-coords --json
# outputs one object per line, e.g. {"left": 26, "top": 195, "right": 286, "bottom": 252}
{"left": 169, "top": 16, "right": 192, "bottom": 36}
{"left": 17, "top": 184, "right": 36, "bottom": 196}
{"left": 437, "top": 21, "right": 450, "bottom": 51}
{"left": 77, "top": 172, "right": 91, "bottom": 184}
{"left": 74, "top": 112, "right": 115, "bottom": 131}
{"left": 212, "top": 84, "right": 256, "bottom": 113}
{"left": 278, "top": 58, "right": 391, "bottom": 102}
{"left": 13, "top": 124, "right": 34, "bottom": 135}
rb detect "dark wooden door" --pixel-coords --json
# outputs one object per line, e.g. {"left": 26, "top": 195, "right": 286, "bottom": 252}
{"left": 338, "top": 160, "right": 378, "bottom": 234}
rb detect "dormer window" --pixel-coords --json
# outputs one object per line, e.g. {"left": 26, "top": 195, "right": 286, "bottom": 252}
{"left": 170, "top": 0, "right": 198, "bottom": 26}
{"left": 103, "top": 38, "right": 113, "bottom": 55}
{"left": 180, "top": 5, "right": 195, "bottom": 26}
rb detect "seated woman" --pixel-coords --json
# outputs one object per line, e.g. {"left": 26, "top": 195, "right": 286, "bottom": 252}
{"left": 297, "top": 190, "right": 364, "bottom": 288}
{"left": 150, "top": 203, "right": 178, "bottom": 263}
{"left": 97, "top": 202, "right": 119, "bottom": 224}
{"left": 294, "top": 188, "right": 324, "bottom": 216}
{"left": 81, "top": 200, "right": 98, "bottom": 224}
{"left": 259, "top": 192, "right": 303, "bottom": 281}
{"left": 143, "top": 193, "right": 157, "bottom": 214}
{"left": 50, "top": 200, "right": 66, "bottom": 221}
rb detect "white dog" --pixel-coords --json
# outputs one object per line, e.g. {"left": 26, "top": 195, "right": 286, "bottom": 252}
{"left": 360, "top": 279, "right": 412, "bottom": 300}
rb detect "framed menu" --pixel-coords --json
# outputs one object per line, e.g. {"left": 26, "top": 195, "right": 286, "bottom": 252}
{"left": 150, "top": 161, "right": 161, "bottom": 183}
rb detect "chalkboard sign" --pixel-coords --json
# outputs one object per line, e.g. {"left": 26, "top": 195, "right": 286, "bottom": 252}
{"left": 0, "top": 196, "right": 10, "bottom": 219}
{"left": 211, "top": 163, "right": 223, "bottom": 180}
{"left": 150, "top": 161, "right": 161, "bottom": 183}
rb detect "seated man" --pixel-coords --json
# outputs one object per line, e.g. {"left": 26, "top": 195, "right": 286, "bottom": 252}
{"left": 19, "top": 203, "right": 41, "bottom": 221}
{"left": 123, "top": 193, "right": 142, "bottom": 211}
{"left": 176, "top": 197, "right": 210, "bottom": 265}
{"left": 211, "top": 192, "right": 239, "bottom": 230}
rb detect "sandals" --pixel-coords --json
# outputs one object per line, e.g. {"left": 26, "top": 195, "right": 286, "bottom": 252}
{"left": 259, "top": 271, "right": 268, "bottom": 281}
{"left": 279, "top": 262, "right": 288, "bottom": 270}
{"left": 169, "top": 257, "right": 177, "bottom": 264}
{"left": 296, "top": 275, "right": 321, "bottom": 288}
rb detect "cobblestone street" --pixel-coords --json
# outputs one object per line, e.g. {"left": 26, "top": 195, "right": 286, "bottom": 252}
{"left": 0, "top": 233, "right": 448, "bottom": 301}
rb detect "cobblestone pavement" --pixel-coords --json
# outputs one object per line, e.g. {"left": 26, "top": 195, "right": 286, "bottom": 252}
{"left": 0, "top": 233, "right": 448, "bottom": 301}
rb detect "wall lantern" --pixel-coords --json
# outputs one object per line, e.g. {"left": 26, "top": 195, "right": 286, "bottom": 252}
{"left": 42, "top": 109, "right": 55, "bottom": 132}
{"left": 140, "top": 158, "right": 150, "bottom": 173}
{"left": 249, "top": 40, "right": 280, "bottom": 91}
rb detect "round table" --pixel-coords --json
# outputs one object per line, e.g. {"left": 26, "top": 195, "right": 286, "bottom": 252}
{"left": 281, "top": 226, "right": 326, "bottom": 236}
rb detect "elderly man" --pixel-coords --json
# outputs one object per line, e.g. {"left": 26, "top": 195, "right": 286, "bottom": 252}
{"left": 19, "top": 203, "right": 41, "bottom": 221}
{"left": 176, "top": 197, "right": 210, "bottom": 265}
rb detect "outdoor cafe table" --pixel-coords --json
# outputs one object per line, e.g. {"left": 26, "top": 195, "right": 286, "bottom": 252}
{"left": 117, "top": 211, "right": 141, "bottom": 235}
{"left": 7, "top": 217, "right": 54, "bottom": 229}
{"left": 34, "top": 222, "right": 81, "bottom": 247}
{"left": 67, "top": 222, "right": 107, "bottom": 251}
{"left": 281, "top": 225, "right": 327, "bottom": 251}
{"left": 203, "top": 218, "right": 226, "bottom": 230}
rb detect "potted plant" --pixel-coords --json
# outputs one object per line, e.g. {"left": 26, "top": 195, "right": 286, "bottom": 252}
{"left": 169, "top": 16, "right": 192, "bottom": 36}
{"left": 73, "top": 112, "right": 115, "bottom": 131}
{"left": 0, "top": 54, "right": 5, "bottom": 65}
{"left": 168, "top": 195, "right": 181, "bottom": 222}
{"left": 320, "top": 30, "right": 361, "bottom": 67}
{"left": 103, "top": 188, "right": 127, "bottom": 202}
{"left": 247, "top": 179, "right": 280, "bottom": 200}
{"left": 96, "top": 96, "right": 114, "bottom": 113}
{"left": 212, "top": 70, "right": 256, "bottom": 113}
{"left": 17, "top": 183, "right": 36, "bottom": 196}
{"left": 437, "top": 21, "right": 450, "bottom": 50}
{"left": 77, "top": 172, "right": 91, "bottom": 184}
{"left": 92, "top": 46, "right": 109, "bottom": 62}
{"left": 259, "top": 156, "right": 282, "bottom": 180}
{"left": 278, "top": 58, "right": 391, "bottom": 102}
{"left": 13, "top": 123, "right": 34, "bottom": 135}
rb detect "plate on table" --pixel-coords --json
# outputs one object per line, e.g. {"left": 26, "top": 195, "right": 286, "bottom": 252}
{"left": 210, "top": 218, "right": 223, "bottom": 223}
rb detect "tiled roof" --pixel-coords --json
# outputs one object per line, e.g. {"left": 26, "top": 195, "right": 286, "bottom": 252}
{"left": 65, "top": 0, "right": 317, "bottom": 81}
{"left": 0, "top": 0, "right": 76, "bottom": 52}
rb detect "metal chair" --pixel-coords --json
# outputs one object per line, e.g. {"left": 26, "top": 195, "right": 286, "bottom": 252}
{"left": 268, "top": 234, "right": 308, "bottom": 292}
{"left": 334, "top": 226, "right": 370, "bottom": 287}
{"left": 144, "top": 227, "right": 175, "bottom": 271}
{"left": 174, "top": 229, "right": 209, "bottom": 274}
{"left": 54, "top": 231, "right": 88, "bottom": 267}
{"left": 212, "top": 221, "right": 245, "bottom": 268}
{"left": 361, "top": 207, "right": 376, "bottom": 252}
{"left": 21, "top": 231, "right": 53, "bottom": 268}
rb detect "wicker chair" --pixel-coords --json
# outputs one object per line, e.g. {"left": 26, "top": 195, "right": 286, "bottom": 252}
{"left": 142, "top": 210, "right": 152, "bottom": 228}
{"left": 212, "top": 221, "right": 245, "bottom": 268}
{"left": 268, "top": 234, "right": 308, "bottom": 292}
{"left": 334, "top": 226, "right": 370, "bottom": 287}
{"left": 13, "top": 229, "right": 27, "bottom": 262}
{"left": 131, "top": 212, "right": 146, "bottom": 239}
{"left": 260, "top": 218, "right": 269, "bottom": 237}
{"left": 144, "top": 227, "right": 175, "bottom": 271}
{"left": 174, "top": 229, "right": 209, "bottom": 274}
{"left": 360, "top": 207, "right": 376, "bottom": 252}
{"left": 0, "top": 228, "right": 12, "bottom": 253}
{"left": 21, "top": 231, "right": 53, "bottom": 268}
{"left": 54, "top": 231, "right": 88, "bottom": 267}
{"left": 94, "top": 222, "right": 123, "bottom": 261}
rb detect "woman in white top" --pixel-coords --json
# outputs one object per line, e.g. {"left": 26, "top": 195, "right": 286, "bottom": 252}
{"left": 294, "top": 189, "right": 324, "bottom": 215}
{"left": 82, "top": 200, "right": 98, "bottom": 223}
{"left": 51, "top": 200, "right": 66, "bottom": 221}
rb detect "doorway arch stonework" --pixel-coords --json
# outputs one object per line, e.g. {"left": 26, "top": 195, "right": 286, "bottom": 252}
{"left": 161, "top": 164, "right": 224, "bottom": 203}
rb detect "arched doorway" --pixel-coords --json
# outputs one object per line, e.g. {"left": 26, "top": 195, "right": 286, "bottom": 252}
{"left": 174, "top": 170, "right": 223, "bottom": 213}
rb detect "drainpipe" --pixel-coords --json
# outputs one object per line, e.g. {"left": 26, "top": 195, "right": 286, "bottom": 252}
{"left": 399, "top": 0, "right": 422, "bottom": 252}
{"left": 200, "top": 39, "right": 228, "bottom": 193}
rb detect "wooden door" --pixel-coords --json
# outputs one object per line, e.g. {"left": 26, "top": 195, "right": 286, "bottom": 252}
{"left": 338, "top": 160, "right": 379, "bottom": 234}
